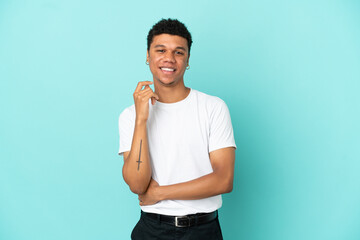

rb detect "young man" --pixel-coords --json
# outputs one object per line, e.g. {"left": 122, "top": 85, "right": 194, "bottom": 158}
{"left": 118, "top": 19, "right": 236, "bottom": 240}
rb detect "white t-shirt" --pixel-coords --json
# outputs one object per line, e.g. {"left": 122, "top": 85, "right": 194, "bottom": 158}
{"left": 118, "top": 88, "right": 236, "bottom": 216}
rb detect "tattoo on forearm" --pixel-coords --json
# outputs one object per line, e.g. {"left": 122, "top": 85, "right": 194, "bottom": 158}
{"left": 136, "top": 139, "right": 143, "bottom": 171}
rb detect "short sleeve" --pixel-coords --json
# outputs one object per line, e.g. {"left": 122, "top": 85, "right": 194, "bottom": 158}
{"left": 208, "top": 99, "right": 236, "bottom": 153}
{"left": 118, "top": 106, "right": 135, "bottom": 155}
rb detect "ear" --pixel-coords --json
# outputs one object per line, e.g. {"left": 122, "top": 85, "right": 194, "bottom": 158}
{"left": 146, "top": 50, "right": 149, "bottom": 61}
{"left": 187, "top": 53, "right": 190, "bottom": 64}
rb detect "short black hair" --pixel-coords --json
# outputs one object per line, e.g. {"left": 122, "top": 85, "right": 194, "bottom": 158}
{"left": 147, "top": 18, "right": 193, "bottom": 53}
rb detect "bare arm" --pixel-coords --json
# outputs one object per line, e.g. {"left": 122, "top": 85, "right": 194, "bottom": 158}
{"left": 138, "top": 147, "right": 235, "bottom": 205}
{"left": 122, "top": 81, "right": 159, "bottom": 194}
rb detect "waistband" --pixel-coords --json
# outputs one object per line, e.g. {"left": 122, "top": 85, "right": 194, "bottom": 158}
{"left": 141, "top": 210, "right": 218, "bottom": 227}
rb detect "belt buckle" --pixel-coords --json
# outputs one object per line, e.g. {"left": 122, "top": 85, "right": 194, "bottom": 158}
{"left": 175, "top": 216, "right": 190, "bottom": 227}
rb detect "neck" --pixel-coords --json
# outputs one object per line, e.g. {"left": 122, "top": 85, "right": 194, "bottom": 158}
{"left": 154, "top": 80, "right": 190, "bottom": 103}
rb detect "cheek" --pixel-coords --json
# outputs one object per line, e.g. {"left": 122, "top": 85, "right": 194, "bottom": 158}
{"left": 179, "top": 57, "right": 188, "bottom": 65}
{"left": 149, "top": 61, "right": 159, "bottom": 74}
{"left": 149, "top": 57, "right": 161, "bottom": 66}
{"left": 179, "top": 60, "right": 188, "bottom": 70}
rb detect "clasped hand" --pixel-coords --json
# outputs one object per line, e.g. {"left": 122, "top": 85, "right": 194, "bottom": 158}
{"left": 138, "top": 178, "right": 161, "bottom": 206}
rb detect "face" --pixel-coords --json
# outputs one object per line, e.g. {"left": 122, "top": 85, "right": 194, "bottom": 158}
{"left": 147, "top": 34, "right": 190, "bottom": 86}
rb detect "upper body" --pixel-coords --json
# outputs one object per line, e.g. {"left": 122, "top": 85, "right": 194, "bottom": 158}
{"left": 118, "top": 18, "right": 236, "bottom": 216}
{"left": 119, "top": 88, "right": 236, "bottom": 215}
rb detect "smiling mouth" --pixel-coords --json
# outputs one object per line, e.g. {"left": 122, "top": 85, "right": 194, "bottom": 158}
{"left": 160, "top": 67, "right": 176, "bottom": 73}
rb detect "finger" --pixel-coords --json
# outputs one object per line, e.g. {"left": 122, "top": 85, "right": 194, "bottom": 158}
{"left": 151, "top": 96, "right": 159, "bottom": 105}
{"left": 145, "top": 91, "right": 159, "bottom": 100}
{"left": 136, "top": 88, "right": 153, "bottom": 97}
{"left": 144, "top": 85, "right": 151, "bottom": 90}
{"left": 135, "top": 81, "right": 153, "bottom": 92}
{"left": 144, "top": 85, "right": 155, "bottom": 95}
{"left": 143, "top": 91, "right": 159, "bottom": 102}
{"left": 153, "top": 92, "right": 160, "bottom": 100}
{"left": 134, "top": 89, "right": 152, "bottom": 101}
{"left": 141, "top": 87, "right": 159, "bottom": 100}
{"left": 141, "top": 92, "right": 155, "bottom": 103}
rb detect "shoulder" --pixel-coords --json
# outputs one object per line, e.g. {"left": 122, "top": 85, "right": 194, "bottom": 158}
{"left": 119, "top": 104, "right": 136, "bottom": 121}
{"left": 192, "top": 89, "right": 228, "bottom": 110}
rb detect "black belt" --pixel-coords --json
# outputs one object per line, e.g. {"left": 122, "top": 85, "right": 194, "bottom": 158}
{"left": 141, "top": 210, "right": 218, "bottom": 227}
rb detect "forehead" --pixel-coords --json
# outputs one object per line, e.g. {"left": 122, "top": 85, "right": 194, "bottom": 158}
{"left": 151, "top": 34, "right": 188, "bottom": 50}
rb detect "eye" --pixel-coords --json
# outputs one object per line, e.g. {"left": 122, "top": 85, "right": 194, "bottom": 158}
{"left": 156, "top": 49, "right": 165, "bottom": 53}
{"left": 176, "top": 51, "right": 184, "bottom": 55}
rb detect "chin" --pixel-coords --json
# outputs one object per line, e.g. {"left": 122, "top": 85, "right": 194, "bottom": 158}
{"left": 157, "top": 78, "right": 177, "bottom": 86}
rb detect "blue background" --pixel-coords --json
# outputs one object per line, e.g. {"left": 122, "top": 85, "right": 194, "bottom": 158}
{"left": 1, "top": 0, "right": 359, "bottom": 239}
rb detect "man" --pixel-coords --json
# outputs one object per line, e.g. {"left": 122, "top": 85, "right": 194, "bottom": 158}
{"left": 118, "top": 18, "right": 236, "bottom": 240}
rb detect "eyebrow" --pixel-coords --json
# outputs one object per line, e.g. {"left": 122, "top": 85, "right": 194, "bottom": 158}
{"left": 154, "top": 45, "right": 186, "bottom": 51}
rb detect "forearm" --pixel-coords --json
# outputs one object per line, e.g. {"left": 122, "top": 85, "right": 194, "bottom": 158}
{"left": 158, "top": 171, "right": 233, "bottom": 201}
{"left": 122, "top": 120, "right": 152, "bottom": 194}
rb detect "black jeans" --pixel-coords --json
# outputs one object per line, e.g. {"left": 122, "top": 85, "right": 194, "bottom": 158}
{"left": 131, "top": 211, "right": 223, "bottom": 240}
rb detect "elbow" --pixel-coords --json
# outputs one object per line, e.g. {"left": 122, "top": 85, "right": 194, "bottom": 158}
{"left": 223, "top": 182, "right": 233, "bottom": 194}
{"left": 214, "top": 171, "right": 234, "bottom": 194}
{"left": 124, "top": 176, "right": 149, "bottom": 194}
{"left": 221, "top": 178, "right": 233, "bottom": 194}
{"left": 124, "top": 177, "right": 149, "bottom": 194}
{"left": 129, "top": 184, "right": 148, "bottom": 195}
{"left": 122, "top": 167, "right": 149, "bottom": 194}
{"left": 225, "top": 183, "right": 233, "bottom": 193}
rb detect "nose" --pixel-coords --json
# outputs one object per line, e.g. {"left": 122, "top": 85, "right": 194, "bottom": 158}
{"left": 163, "top": 51, "right": 175, "bottom": 63}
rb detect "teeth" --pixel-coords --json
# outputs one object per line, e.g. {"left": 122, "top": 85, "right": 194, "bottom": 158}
{"left": 161, "top": 68, "right": 175, "bottom": 72}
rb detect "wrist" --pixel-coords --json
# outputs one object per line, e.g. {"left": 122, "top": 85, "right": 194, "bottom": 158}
{"left": 135, "top": 118, "right": 147, "bottom": 126}
{"left": 156, "top": 186, "right": 166, "bottom": 201}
